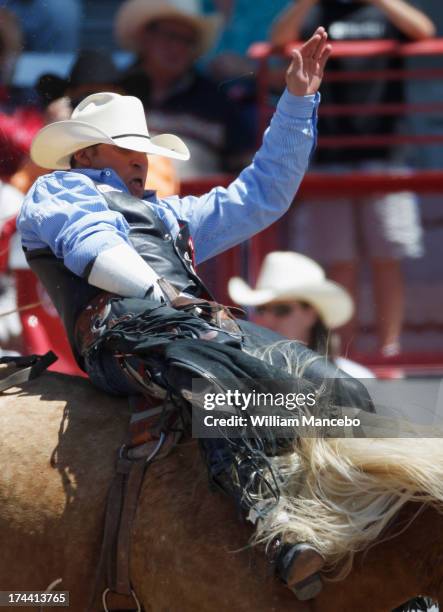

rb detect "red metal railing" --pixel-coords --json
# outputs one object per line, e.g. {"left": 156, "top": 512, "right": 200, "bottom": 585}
{"left": 249, "top": 38, "right": 443, "bottom": 145}
{"left": 250, "top": 38, "right": 443, "bottom": 59}
{"left": 181, "top": 170, "right": 443, "bottom": 199}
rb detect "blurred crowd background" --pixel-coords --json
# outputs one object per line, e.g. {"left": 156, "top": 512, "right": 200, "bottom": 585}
{"left": 0, "top": 0, "right": 442, "bottom": 375}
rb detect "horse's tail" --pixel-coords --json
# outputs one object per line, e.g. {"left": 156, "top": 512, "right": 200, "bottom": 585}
{"left": 254, "top": 434, "right": 443, "bottom": 578}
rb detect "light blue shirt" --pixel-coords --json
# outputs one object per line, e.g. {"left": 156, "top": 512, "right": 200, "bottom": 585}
{"left": 18, "top": 90, "right": 319, "bottom": 278}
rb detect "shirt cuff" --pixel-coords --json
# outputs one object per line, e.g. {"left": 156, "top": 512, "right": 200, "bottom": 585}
{"left": 276, "top": 90, "right": 320, "bottom": 119}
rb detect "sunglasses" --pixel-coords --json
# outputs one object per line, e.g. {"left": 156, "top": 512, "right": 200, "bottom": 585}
{"left": 256, "top": 304, "right": 295, "bottom": 317}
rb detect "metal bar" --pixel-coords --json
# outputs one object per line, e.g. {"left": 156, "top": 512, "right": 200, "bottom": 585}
{"left": 324, "top": 67, "right": 443, "bottom": 83}
{"left": 180, "top": 171, "right": 443, "bottom": 197}
{"left": 317, "top": 134, "right": 443, "bottom": 148}
{"left": 321, "top": 101, "right": 443, "bottom": 116}
{"left": 248, "top": 38, "right": 443, "bottom": 60}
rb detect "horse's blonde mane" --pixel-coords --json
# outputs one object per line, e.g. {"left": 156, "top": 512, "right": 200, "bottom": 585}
{"left": 253, "top": 435, "right": 443, "bottom": 579}
{"left": 245, "top": 338, "right": 330, "bottom": 380}
{"left": 246, "top": 339, "right": 443, "bottom": 579}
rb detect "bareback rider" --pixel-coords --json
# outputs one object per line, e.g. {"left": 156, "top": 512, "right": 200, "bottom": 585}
{"left": 17, "top": 29, "right": 363, "bottom": 598}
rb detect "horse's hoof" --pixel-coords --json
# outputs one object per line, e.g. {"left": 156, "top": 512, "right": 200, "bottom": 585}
{"left": 291, "top": 573, "right": 323, "bottom": 601}
{"left": 276, "top": 543, "right": 325, "bottom": 586}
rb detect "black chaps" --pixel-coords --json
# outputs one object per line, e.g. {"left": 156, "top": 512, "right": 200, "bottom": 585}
{"left": 83, "top": 299, "right": 375, "bottom": 515}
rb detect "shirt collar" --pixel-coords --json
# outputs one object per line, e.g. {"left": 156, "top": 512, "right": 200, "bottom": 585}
{"left": 70, "top": 167, "right": 157, "bottom": 201}
{"left": 70, "top": 167, "right": 129, "bottom": 193}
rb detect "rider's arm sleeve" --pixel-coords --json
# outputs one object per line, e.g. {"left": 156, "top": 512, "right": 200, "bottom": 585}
{"left": 17, "top": 171, "right": 133, "bottom": 277}
{"left": 162, "top": 90, "right": 319, "bottom": 264}
{"left": 87, "top": 243, "right": 164, "bottom": 300}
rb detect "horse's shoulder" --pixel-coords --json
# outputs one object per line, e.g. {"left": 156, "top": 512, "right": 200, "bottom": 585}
{"left": 0, "top": 370, "right": 130, "bottom": 465}
{"left": 0, "top": 369, "right": 126, "bottom": 412}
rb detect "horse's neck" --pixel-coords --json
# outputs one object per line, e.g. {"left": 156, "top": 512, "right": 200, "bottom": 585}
{"left": 131, "top": 438, "right": 443, "bottom": 611}
{"left": 132, "top": 440, "right": 314, "bottom": 612}
{"left": 315, "top": 503, "right": 443, "bottom": 611}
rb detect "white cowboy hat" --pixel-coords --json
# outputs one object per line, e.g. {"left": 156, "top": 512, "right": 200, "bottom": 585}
{"left": 228, "top": 251, "right": 354, "bottom": 329}
{"left": 114, "top": 0, "right": 222, "bottom": 57}
{"left": 30, "top": 91, "right": 190, "bottom": 170}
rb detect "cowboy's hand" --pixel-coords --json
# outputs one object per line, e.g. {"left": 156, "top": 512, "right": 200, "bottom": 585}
{"left": 286, "top": 26, "right": 331, "bottom": 96}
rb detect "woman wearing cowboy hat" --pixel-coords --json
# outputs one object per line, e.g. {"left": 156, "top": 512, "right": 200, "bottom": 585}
{"left": 229, "top": 251, "right": 374, "bottom": 378}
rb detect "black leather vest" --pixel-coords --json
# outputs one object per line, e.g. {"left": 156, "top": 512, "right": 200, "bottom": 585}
{"left": 25, "top": 187, "right": 212, "bottom": 362}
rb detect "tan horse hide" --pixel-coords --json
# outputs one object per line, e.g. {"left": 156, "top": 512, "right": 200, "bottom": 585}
{"left": 0, "top": 370, "right": 442, "bottom": 611}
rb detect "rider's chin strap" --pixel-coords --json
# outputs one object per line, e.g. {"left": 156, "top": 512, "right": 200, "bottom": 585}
{"left": 0, "top": 351, "right": 58, "bottom": 392}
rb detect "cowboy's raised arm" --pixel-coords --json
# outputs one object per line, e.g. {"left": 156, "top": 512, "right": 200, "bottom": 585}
{"left": 165, "top": 28, "right": 331, "bottom": 264}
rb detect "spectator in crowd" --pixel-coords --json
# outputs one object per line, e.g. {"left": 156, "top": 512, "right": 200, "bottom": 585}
{"left": 229, "top": 251, "right": 374, "bottom": 378}
{"left": 114, "top": 0, "right": 255, "bottom": 178}
{"left": 203, "top": 0, "right": 289, "bottom": 82}
{"left": 2, "top": 0, "right": 82, "bottom": 52}
{"left": 270, "top": 0, "right": 436, "bottom": 357}
{"left": 37, "top": 49, "right": 123, "bottom": 109}
{"left": 9, "top": 49, "right": 124, "bottom": 194}
{"left": 11, "top": 49, "right": 179, "bottom": 198}
{"left": 0, "top": 8, "right": 43, "bottom": 178}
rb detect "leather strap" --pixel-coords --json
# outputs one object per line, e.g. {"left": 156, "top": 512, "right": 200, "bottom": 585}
{"left": 87, "top": 449, "right": 147, "bottom": 612}
{"left": 0, "top": 351, "right": 58, "bottom": 392}
{"left": 157, "top": 277, "right": 244, "bottom": 337}
{"left": 157, "top": 277, "right": 180, "bottom": 303}
{"left": 114, "top": 456, "right": 147, "bottom": 594}
{"left": 88, "top": 412, "right": 168, "bottom": 612}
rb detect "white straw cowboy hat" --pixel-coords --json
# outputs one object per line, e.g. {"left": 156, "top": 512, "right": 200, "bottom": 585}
{"left": 30, "top": 91, "right": 190, "bottom": 170}
{"left": 228, "top": 252, "right": 354, "bottom": 329}
{"left": 115, "top": 0, "right": 222, "bottom": 57}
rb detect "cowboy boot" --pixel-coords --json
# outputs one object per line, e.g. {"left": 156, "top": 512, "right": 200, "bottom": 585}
{"left": 200, "top": 439, "right": 325, "bottom": 600}
{"left": 274, "top": 542, "right": 324, "bottom": 600}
